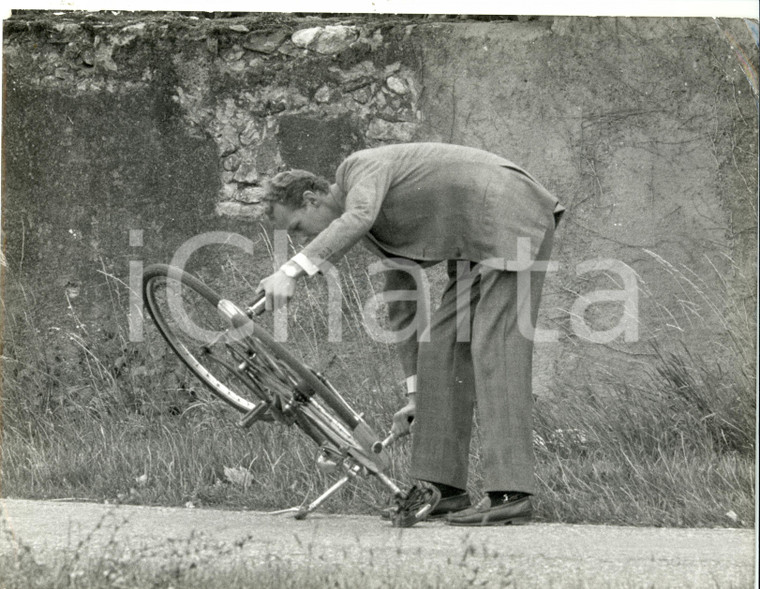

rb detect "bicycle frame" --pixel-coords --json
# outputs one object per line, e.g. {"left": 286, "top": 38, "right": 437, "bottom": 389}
{"left": 211, "top": 294, "right": 405, "bottom": 519}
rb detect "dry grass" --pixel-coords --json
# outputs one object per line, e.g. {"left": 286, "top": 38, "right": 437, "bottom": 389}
{"left": 1, "top": 246, "right": 755, "bottom": 528}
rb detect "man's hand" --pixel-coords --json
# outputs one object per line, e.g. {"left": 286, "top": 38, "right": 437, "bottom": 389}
{"left": 257, "top": 270, "right": 296, "bottom": 312}
{"left": 391, "top": 393, "right": 416, "bottom": 438}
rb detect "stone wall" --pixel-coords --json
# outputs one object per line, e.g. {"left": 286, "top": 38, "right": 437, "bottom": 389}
{"left": 2, "top": 12, "right": 757, "bottom": 398}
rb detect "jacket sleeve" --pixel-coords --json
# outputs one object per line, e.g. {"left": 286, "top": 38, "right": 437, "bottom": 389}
{"left": 299, "top": 159, "right": 393, "bottom": 268}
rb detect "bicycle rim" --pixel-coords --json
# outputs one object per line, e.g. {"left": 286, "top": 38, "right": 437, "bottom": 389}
{"left": 143, "top": 264, "right": 267, "bottom": 413}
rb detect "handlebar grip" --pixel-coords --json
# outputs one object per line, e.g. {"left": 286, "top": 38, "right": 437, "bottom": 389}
{"left": 248, "top": 291, "right": 266, "bottom": 317}
{"left": 372, "top": 431, "right": 404, "bottom": 453}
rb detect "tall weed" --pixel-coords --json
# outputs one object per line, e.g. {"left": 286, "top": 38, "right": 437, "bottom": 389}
{"left": 1, "top": 244, "right": 755, "bottom": 527}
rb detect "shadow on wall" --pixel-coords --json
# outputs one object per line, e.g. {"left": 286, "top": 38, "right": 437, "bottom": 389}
{"left": 278, "top": 114, "right": 366, "bottom": 178}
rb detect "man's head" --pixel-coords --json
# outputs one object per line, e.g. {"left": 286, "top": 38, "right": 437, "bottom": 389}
{"left": 264, "top": 170, "right": 340, "bottom": 239}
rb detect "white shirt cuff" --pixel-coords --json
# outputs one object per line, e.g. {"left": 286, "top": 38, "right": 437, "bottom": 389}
{"left": 291, "top": 252, "right": 321, "bottom": 276}
{"left": 406, "top": 375, "right": 417, "bottom": 394}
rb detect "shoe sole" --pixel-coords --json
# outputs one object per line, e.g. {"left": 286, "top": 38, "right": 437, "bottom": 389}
{"left": 448, "top": 515, "right": 532, "bottom": 527}
{"left": 383, "top": 510, "right": 468, "bottom": 522}
{"left": 427, "top": 509, "right": 470, "bottom": 520}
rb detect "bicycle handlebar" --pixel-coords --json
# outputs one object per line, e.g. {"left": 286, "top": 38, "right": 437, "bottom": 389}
{"left": 372, "top": 430, "right": 408, "bottom": 453}
{"left": 247, "top": 291, "right": 267, "bottom": 317}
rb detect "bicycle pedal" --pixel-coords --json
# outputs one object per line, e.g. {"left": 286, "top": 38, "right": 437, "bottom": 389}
{"left": 237, "top": 402, "right": 271, "bottom": 428}
{"left": 390, "top": 483, "right": 442, "bottom": 528}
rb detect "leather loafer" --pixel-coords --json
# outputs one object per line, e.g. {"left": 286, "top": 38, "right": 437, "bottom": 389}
{"left": 447, "top": 495, "right": 532, "bottom": 526}
{"left": 428, "top": 492, "right": 471, "bottom": 519}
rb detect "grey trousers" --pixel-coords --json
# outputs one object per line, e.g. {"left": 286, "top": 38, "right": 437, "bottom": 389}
{"left": 411, "top": 228, "right": 555, "bottom": 494}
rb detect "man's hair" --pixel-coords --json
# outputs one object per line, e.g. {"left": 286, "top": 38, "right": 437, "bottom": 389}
{"left": 264, "top": 170, "right": 331, "bottom": 210}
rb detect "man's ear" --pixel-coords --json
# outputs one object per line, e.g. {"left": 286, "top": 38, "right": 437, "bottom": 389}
{"left": 303, "top": 190, "right": 320, "bottom": 208}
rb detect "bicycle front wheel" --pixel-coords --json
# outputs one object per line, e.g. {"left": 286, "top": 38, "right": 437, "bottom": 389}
{"left": 143, "top": 264, "right": 268, "bottom": 413}
{"left": 143, "top": 264, "right": 389, "bottom": 471}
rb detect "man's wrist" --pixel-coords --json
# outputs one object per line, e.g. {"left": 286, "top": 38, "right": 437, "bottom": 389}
{"left": 405, "top": 375, "right": 417, "bottom": 396}
{"left": 291, "top": 252, "right": 321, "bottom": 276}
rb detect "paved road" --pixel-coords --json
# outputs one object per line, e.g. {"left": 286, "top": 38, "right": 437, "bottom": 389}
{"left": 0, "top": 498, "right": 755, "bottom": 588}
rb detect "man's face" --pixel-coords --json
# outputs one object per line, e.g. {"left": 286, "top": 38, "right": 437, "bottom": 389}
{"left": 268, "top": 200, "right": 336, "bottom": 242}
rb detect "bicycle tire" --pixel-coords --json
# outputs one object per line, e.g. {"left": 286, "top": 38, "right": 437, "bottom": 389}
{"left": 142, "top": 264, "right": 386, "bottom": 470}
{"left": 143, "top": 264, "right": 266, "bottom": 413}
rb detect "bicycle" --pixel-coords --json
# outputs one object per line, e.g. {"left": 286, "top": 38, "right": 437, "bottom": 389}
{"left": 141, "top": 264, "right": 439, "bottom": 526}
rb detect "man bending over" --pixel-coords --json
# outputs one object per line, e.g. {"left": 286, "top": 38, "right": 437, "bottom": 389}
{"left": 258, "top": 142, "right": 564, "bottom": 526}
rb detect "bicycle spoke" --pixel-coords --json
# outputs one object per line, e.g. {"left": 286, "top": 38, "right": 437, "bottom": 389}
{"left": 201, "top": 343, "right": 271, "bottom": 404}
{"left": 144, "top": 272, "right": 261, "bottom": 413}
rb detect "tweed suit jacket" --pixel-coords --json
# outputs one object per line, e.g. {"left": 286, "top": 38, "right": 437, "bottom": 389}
{"left": 300, "top": 142, "right": 564, "bottom": 270}
{"left": 298, "top": 143, "right": 564, "bottom": 377}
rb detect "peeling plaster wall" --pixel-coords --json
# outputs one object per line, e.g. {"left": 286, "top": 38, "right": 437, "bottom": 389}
{"left": 2, "top": 13, "right": 757, "bottom": 397}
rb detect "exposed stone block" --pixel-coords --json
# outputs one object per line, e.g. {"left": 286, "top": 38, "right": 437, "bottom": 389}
{"left": 233, "top": 161, "right": 259, "bottom": 184}
{"left": 55, "top": 68, "right": 73, "bottom": 81}
{"left": 351, "top": 87, "right": 372, "bottom": 104}
{"left": 314, "top": 85, "right": 332, "bottom": 103}
{"left": 215, "top": 201, "right": 264, "bottom": 217}
{"left": 218, "top": 140, "right": 237, "bottom": 157}
{"left": 291, "top": 27, "right": 319, "bottom": 48}
{"left": 243, "top": 30, "right": 289, "bottom": 54}
{"left": 384, "top": 62, "right": 402, "bottom": 75}
{"left": 239, "top": 120, "right": 260, "bottom": 146}
{"left": 237, "top": 186, "right": 266, "bottom": 203}
{"left": 223, "top": 153, "right": 242, "bottom": 171}
{"left": 367, "top": 119, "right": 416, "bottom": 142}
{"left": 345, "top": 79, "right": 374, "bottom": 94}
{"left": 291, "top": 25, "right": 358, "bottom": 55}
{"left": 332, "top": 60, "right": 376, "bottom": 84}
{"left": 93, "top": 44, "right": 118, "bottom": 72}
{"left": 386, "top": 75, "right": 408, "bottom": 95}
{"left": 219, "top": 183, "right": 238, "bottom": 201}
{"left": 277, "top": 41, "right": 305, "bottom": 57}
{"left": 53, "top": 22, "right": 82, "bottom": 36}
{"left": 224, "top": 46, "right": 245, "bottom": 62}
